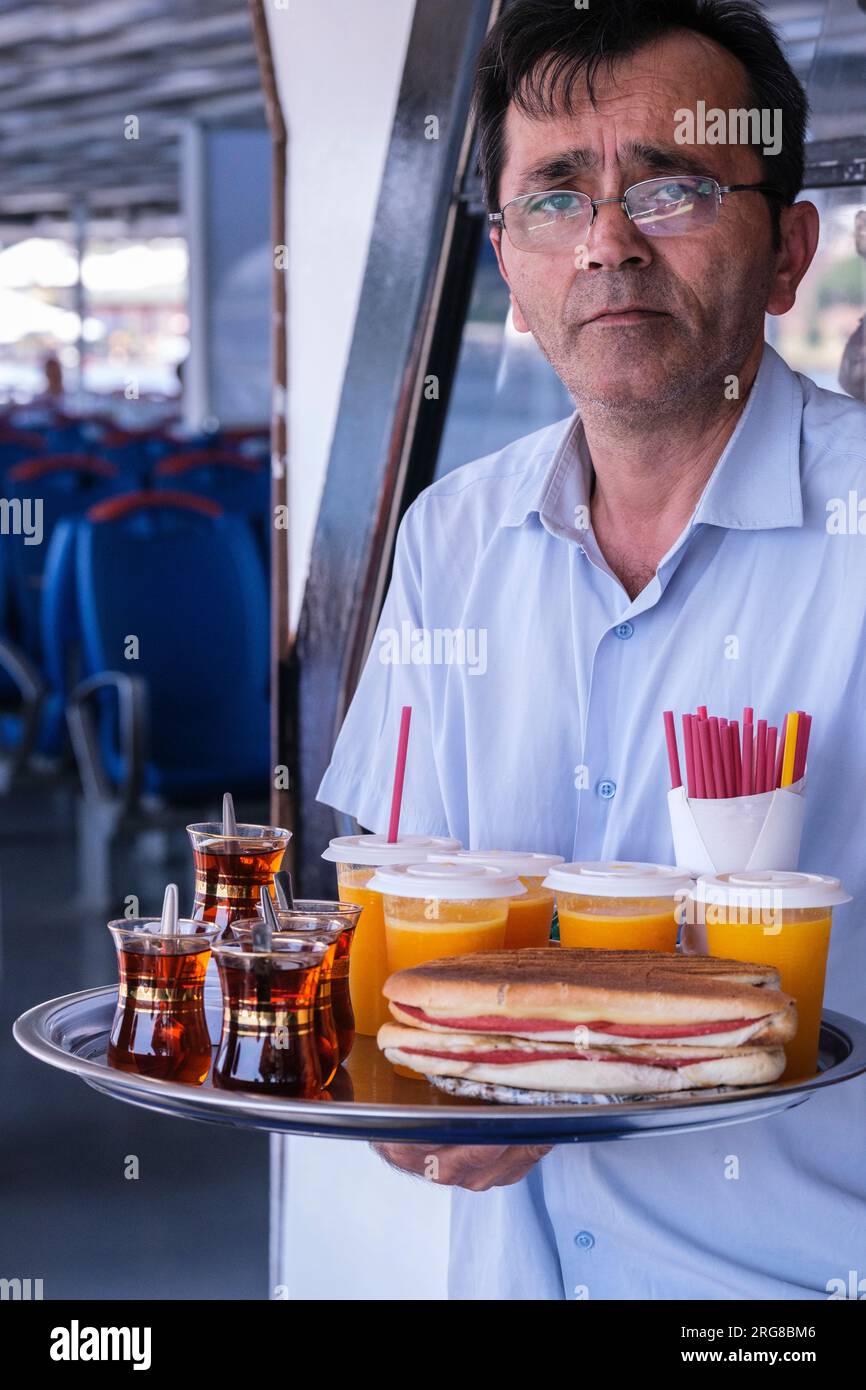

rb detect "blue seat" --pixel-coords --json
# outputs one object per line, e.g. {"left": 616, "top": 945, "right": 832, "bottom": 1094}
{"left": 0, "top": 539, "right": 21, "bottom": 702}
{"left": 0, "top": 538, "right": 47, "bottom": 773}
{"left": 97, "top": 426, "right": 175, "bottom": 484}
{"left": 68, "top": 491, "right": 270, "bottom": 803}
{"left": 0, "top": 428, "right": 45, "bottom": 480}
{"left": 32, "top": 517, "right": 82, "bottom": 758}
{"left": 153, "top": 449, "right": 270, "bottom": 557}
{"left": 4, "top": 454, "right": 131, "bottom": 664}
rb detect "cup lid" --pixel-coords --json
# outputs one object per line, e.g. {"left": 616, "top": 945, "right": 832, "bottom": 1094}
{"left": 366, "top": 861, "right": 526, "bottom": 899}
{"left": 542, "top": 861, "right": 695, "bottom": 898}
{"left": 428, "top": 849, "right": 564, "bottom": 878}
{"left": 693, "top": 870, "right": 851, "bottom": 909}
{"left": 321, "top": 833, "right": 461, "bottom": 866}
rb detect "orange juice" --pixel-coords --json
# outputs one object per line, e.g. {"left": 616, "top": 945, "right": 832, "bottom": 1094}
{"left": 337, "top": 866, "right": 391, "bottom": 1034}
{"left": 706, "top": 911, "right": 830, "bottom": 1081}
{"left": 557, "top": 895, "right": 679, "bottom": 951}
{"left": 368, "top": 860, "right": 526, "bottom": 1079}
{"left": 383, "top": 897, "right": 508, "bottom": 971}
{"left": 544, "top": 862, "right": 695, "bottom": 953}
{"left": 693, "top": 871, "right": 850, "bottom": 1083}
{"left": 425, "top": 851, "right": 563, "bottom": 948}
{"left": 321, "top": 834, "right": 461, "bottom": 1037}
{"left": 505, "top": 879, "right": 556, "bottom": 948}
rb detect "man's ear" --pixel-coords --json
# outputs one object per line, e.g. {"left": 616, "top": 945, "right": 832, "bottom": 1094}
{"left": 766, "top": 200, "right": 820, "bottom": 318}
{"left": 489, "top": 230, "right": 531, "bottom": 334}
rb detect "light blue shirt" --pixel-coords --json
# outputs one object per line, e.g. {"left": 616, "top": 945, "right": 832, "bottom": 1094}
{"left": 318, "top": 343, "right": 866, "bottom": 1300}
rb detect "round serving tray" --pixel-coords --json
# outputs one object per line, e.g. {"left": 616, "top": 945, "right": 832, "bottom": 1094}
{"left": 14, "top": 985, "right": 866, "bottom": 1144}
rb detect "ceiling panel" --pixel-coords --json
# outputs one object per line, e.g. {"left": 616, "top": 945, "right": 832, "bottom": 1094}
{"left": 0, "top": 0, "right": 266, "bottom": 225}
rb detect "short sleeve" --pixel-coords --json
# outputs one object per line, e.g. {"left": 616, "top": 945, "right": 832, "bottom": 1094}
{"left": 316, "top": 502, "right": 451, "bottom": 836}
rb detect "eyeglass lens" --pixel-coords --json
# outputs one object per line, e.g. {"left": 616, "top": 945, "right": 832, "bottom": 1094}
{"left": 504, "top": 176, "right": 720, "bottom": 249}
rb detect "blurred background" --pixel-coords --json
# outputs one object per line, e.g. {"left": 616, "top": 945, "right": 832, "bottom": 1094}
{"left": 1, "top": 0, "right": 865, "bottom": 1301}
{"left": 0, "top": 0, "right": 274, "bottom": 1300}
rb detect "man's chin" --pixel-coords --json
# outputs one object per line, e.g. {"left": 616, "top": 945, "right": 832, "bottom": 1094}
{"left": 571, "top": 376, "right": 693, "bottom": 418}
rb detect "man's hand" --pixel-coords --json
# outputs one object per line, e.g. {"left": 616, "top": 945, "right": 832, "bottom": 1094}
{"left": 371, "top": 1142, "right": 551, "bottom": 1191}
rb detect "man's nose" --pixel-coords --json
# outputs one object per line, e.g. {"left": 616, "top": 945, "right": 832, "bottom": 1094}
{"left": 582, "top": 199, "right": 653, "bottom": 271}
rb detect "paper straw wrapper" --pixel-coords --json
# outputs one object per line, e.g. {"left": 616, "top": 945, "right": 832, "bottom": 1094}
{"left": 667, "top": 779, "right": 807, "bottom": 953}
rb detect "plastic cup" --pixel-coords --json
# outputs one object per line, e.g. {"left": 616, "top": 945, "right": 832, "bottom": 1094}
{"left": 543, "top": 862, "right": 695, "bottom": 952}
{"left": 428, "top": 850, "right": 564, "bottom": 948}
{"left": 368, "top": 861, "right": 526, "bottom": 971}
{"left": 321, "top": 834, "right": 460, "bottom": 1036}
{"left": 367, "top": 860, "right": 526, "bottom": 1080}
{"left": 691, "top": 870, "right": 851, "bottom": 1081}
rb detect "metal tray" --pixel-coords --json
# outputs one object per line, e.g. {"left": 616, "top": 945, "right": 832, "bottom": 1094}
{"left": 14, "top": 985, "right": 866, "bottom": 1144}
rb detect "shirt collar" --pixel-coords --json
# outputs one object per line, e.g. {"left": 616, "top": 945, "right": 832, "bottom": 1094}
{"left": 501, "top": 342, "right": 804, "bottom": 536}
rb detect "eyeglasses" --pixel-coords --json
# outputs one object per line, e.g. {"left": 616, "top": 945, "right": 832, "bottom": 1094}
{"left": 489, "top": 175, "right": 783, "bottom": 252}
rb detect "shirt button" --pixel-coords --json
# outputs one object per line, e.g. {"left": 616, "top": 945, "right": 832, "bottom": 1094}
{"left": 574, "top": 1230, "right": 595, "bottom": 1250}
{"left": 597, "top": 779, "right": 616, "bottom": 800}
{"left": 614, "top": 622, "right": 634, "bottom": 640}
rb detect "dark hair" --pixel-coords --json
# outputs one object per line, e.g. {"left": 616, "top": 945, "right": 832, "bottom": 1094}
{"left": 473, "top": 0, "right": 808, "bottom": 217}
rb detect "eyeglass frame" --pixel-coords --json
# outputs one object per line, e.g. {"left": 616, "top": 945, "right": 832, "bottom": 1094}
{"left": 488, "top": 176, "right": 785, "bottom": 248}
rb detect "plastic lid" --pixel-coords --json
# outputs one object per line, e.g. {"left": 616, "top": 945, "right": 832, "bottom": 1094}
{"left": 428, "top": 849, "right": 564, "bottom": 878}
{"left": 543, "top": 861, "right": 695, "bottom": 898}
{"left": 693, "top": 870, "right": 851, "bottom": 909}
{"left": 321, "top": 833, "right": 461, "bottom": 866}
{"left": 366, "top": 861, "right": 526, "bottom": 900}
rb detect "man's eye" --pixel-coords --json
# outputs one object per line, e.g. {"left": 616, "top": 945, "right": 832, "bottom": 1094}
{"left": 528, "top": 192, "right": 581, "bottom": 216}
{"left": 652, "top": 182, "right": 695, "bottom": 205}
{"left": 650, "top": 180, "right": 714, "bottom": 205}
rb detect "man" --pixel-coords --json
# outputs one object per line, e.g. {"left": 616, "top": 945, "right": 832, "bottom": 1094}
{"left": 318, "top": 0, "right": 866, "bottom": 1299}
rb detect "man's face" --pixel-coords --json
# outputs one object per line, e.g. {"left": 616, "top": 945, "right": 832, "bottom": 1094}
{"left": 493, "top": 32, "right": 783, "bottom": 417}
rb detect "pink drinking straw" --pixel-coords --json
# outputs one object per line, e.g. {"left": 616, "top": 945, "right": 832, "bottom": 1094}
{"left": 697, "top": 705, "right": 708, "bottom": 721}
{"left": 766, "top": 725, "right": 778, "bottom": 791}
{"left": 730, "top": 719, "right": 742, "bottom": 796}
{"left": 793, "top": 712, "right": 812, "bottom": 782}
{"left": 708, "top": 717, "right": 726, "bottom": 798}
{"left": 387, "top": 705, "right": 413, "bottom": 843}
{"left": 741, "top": 707, "right": 754, "bottom": 796}
{"left": 682, "top": 714, "right": 697, "bottom": 798}
{"left": 719, "top": 718, "right": 734, "bottom": 797}
{"left": 697, "top": 717, "right": 716, "bottom": 796}
{"left": 663, "top": 710, "right": 682, "bottom": 789}
{"left": 691, "top": 715, "right": 707, "bottom": 797}
{"left": 755, "top": 719, "right": 768, "bottom": 794}
{"left": 726, "top": 723, "right": 740, "bottom": 798}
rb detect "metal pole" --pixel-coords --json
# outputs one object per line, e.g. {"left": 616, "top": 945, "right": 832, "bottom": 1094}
{"left": 248, "top": 0, "right": 292, "bottom": 851}
{"left": 72, "top": 196, "right": 88, "bottom": 397}
{"left": 179, "top": 122, "right": 210, "bottom": 431}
